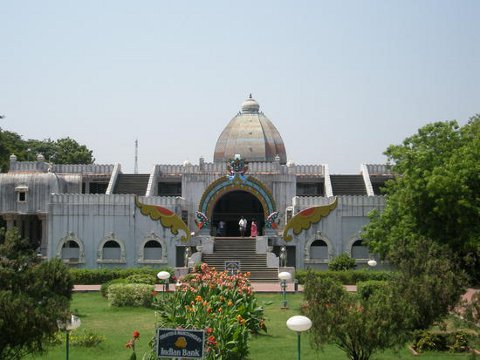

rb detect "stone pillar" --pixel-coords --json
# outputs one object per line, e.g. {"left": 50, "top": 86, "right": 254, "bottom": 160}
{"left": 3, "top": 214, "right": 15, "bottom": 230}
{"left": 38, "top": 214, "right": 48, "bottom": 257}
{"left": 24, "top": 216, "right": 31, "bottom": 243}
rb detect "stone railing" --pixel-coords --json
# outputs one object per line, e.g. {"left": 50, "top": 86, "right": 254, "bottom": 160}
{"left": 365, "top": 164, "right": 391, "bottom": 175}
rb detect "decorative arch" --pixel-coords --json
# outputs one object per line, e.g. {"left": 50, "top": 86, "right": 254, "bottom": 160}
{"left": 56, "top": 232, "right": 85, "bottom": 264}
{"left": 347, "top": 235, "right": 370, "bottom": 261}
{"left": 305, "top": 231, "right": 334, "bottom": 262}
{"left": 97, "top": 233, "right": 126, "bottom": 263}
{"left": 199, "top": 175, "right": 276, "bottom": 221}
{"left": 137, "top": 233, "right": 168, "bottom": 264}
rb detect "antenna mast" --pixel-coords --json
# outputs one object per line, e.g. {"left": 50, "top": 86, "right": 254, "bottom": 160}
{"left": 134, "top": 138, "right": 138, "bottom": 174}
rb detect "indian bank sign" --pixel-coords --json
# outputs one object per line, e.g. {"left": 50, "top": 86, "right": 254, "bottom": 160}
{"left": 156, "top": 328, "right": 205, "bottom": 359}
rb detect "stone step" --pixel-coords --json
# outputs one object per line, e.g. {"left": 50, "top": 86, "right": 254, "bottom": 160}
{"left": 113, "top": 174, "right": 150, "bottom": 195}
{"left": 201, "top": 236, "right": 278, "bottom": 281}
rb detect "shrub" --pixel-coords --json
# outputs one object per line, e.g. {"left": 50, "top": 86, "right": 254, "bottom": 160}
{"left": 126, "top": 274, "right": 156, "bottom": 285}
{"left": 357, "top": 280, "right": 389, "bottom": 300}
{"left": 328, "top": 253, "right": 356, "bottom": 271}
{"left": 295, "top": 269, "right": 393, "bottom": 285}
{"left": 100, "top": 278, "right": 128, "bottom": 298}
{"left": 69, "top": 329, "right": 106, "bottom": 347}
{"left": 412, "top": 330, "right": 471, "bottom": 353}
{"left": 107, "top": 284, "right": 155, "bottom": 307}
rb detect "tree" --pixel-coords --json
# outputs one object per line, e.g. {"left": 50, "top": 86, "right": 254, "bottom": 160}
{"left": 388, "top": 237, "right": 467, "bottom": 330}
{"left": 0, "top": 129, "right": 25, "bottom": 172}
{"left": 303, "top": 274, "right": 408, "bottom": 360}
{"left": 0, "top": 229, "right": 74, "bottom": 360}
{"left": 362, "top": 115, "right": 480, "bottom": 282}
{"left": 304, "top": 239, "right": 466, "bottom": 360}
{"left": 25, "top": 137, "right": 94, "bottom": 164}
{"left": 0, "top": 127, "right": 95, "bottom": 172}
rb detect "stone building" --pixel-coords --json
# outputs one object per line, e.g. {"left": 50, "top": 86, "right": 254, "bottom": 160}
{"left": 0, "top": 96, "right": 392, "bottom": 279}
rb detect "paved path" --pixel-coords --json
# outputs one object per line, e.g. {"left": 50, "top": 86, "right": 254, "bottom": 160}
{"left": 73, "top": 282, "right": 304, "bottom": 293}
{"left": 72, "top": 283, "right": 361, "bottom": 293}
{"left": 73, "top": 284, "right": 478, "bottom": 300}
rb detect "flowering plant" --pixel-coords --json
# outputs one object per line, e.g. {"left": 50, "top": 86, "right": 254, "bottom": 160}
{"left": 125, "top": 330, "right": 140, "bottom": 360}
{"left": 152, "top": 263, "right": 267, "bottom": 359}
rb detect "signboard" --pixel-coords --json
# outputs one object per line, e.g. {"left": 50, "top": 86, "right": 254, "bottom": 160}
{"left": 225, "top": 260, "right": 241, "bottom": 275}
{"left": 156, "top": 328, "right": 205, "bottom": 359}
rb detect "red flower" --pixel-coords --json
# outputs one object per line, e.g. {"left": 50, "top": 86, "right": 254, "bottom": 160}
{"left": 133, "top": 330, "right": 140, "bottom": 339}
{"left": 207, "top": 335, "right": 217, "bottom": 346}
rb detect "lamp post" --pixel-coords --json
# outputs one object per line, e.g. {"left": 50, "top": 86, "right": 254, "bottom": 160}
{"left": 278, "top": 271, "right": 292, "bottom": 309}
{"left": 157, "top": 271, "right": 171, "bottom": 295}
{"left": 57, "top": 314, "right": 81, "bottom": 360}
{"left": 286, "top": 315, "right": 312, "bottom": 360}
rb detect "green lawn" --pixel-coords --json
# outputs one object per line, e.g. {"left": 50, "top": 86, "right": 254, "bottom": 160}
{"left": 28, "top": 292, "right": 476, "bottom": 360}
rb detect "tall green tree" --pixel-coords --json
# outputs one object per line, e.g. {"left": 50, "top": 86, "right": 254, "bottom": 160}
{"left": 303, "top": 274, "right": 409, "bottom": 360}
{"left": 363, "top": 115, "right": 480, "bottom": 282}
{"left": 304, "top": 239, "right": 466, "bottom": 360}
{"left": 0, "top": 127, "right": 95, "bottom": 172}
{"left": 25, "top": 137, "right": 94, "bottom": 164}
{"left": 0, "top": 129, "right": 25, "bottom": 172}
{"left": 0, "top": 229, "right": 74, "bottom": 360}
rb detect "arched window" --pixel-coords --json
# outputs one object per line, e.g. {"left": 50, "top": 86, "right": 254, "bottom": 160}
{"left": 56, "top": 232, "right": 86, "bottom": 264}
{"left": 103, "top": 240, "right": 121, "bottom": 260}
{"left": 351, "top": 240, "right": 369, "bottom": 259}
{"left": 310, "top": 239, "right": 328, "bottom": 260}
{"left": 62, "top": 240, "right": 80, "bottom": 261}
{"left": 137, "top": 233, "right": 167, "bottom": 264}
{"left": 144, "top": 240, "right": 162, "bottom": 260}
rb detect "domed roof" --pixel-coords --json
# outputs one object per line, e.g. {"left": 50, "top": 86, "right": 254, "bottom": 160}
{"left": 214, "top": 95, "right": 287, "bottom": 164}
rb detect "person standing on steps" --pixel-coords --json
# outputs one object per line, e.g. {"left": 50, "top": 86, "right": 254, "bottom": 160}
{"left": 239, "top": 216, "right": 247, "bottom": 237}
{"left": 250, "top": 220, "right": 258, "bottom": 237}
{"left": 217, "top": 220, "right": 226, "bottom": 236}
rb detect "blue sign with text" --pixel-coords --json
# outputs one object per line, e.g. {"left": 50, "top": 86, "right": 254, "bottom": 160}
{"left": 156, "top": 328, "right": 205, "bottom": 359}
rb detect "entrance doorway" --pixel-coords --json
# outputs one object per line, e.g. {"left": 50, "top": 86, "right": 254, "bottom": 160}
{"left": 212, "top": 191, "right": 264, "bottom": 237}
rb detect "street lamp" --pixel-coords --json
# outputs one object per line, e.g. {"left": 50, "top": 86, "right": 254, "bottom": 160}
{"left": 278, "top": 271, "right": 292, "bottom": 309}
{"left": 286, "top": 315, "right": 312, "bottom": 360}
{"left": 367, "top": 259, "right": 377, "bottom": 268}
{"left": 57, "top": 314, "right": 81, "bottom": 360}
{"left": 157, "top": 271, "right": 171, "bottom": 294}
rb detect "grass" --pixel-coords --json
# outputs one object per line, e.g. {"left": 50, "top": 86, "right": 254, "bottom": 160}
{"left": 27, "top": 292, "right": 477, "bottom": 360}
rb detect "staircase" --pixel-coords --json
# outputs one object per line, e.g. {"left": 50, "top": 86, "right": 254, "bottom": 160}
{"left": 113, "top": 174, "right": 150, "bottom": 195}
{"left": 330, "top": 175, "right": 367, "bottom": 195}
{"left": 202, "top": 237, "right": 278, "bottom": 281}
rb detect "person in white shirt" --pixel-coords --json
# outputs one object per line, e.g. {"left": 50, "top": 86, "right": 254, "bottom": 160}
{"left": 239, "top": 217, "right": 247, "bottom": 237}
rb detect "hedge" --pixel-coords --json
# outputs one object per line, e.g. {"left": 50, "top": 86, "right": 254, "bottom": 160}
{"left": 69, "top": 267, "right": 173, "bottom": 284}
{"left": 295, "top": 269, "right": 393, "bottom": 285}
{"left": 107, "top": 283, "right": 155, "bottom": 307}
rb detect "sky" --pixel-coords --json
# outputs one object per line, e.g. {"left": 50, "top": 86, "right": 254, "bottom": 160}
{"left": 1, "top": 1, "right": 479, "bottom": 174}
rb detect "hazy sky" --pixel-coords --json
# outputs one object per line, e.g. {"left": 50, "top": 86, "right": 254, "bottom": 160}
{"left": 1, "top": 1, "right": 478, "bottom": 174}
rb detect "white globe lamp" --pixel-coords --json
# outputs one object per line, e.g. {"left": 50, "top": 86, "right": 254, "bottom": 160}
{"left": 278, "top": 271, "right": 292, "bottom": 309}
{"left": 287, "top": 315, "right": 312, "bottom": 360}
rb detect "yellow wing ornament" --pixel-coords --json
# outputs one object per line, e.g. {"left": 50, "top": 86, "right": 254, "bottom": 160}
{"left": 135, "top": 198, "right": 191, "bottom": 241}
{"left": 283, "top": 198, "right": 337, "bottom": 241}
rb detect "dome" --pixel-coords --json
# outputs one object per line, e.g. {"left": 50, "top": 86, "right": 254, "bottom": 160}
{"left": 241, "top": 95, "right": 260, "bottom": 113}
{"left": 214, "top": 95, "right": 287, "bottom": 164}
